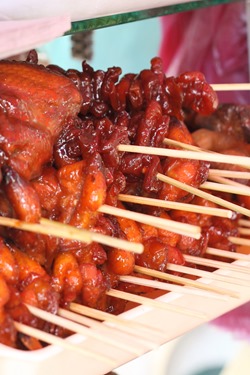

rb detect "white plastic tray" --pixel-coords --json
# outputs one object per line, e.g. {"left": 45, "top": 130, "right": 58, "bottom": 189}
{"left": 0, "top": 257, "right": 249, "bottom": 375}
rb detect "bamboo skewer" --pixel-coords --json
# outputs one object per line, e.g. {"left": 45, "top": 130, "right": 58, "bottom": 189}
{"left": 211, "top": 83, "right": 250, "bottom": 91}
{"left": 117, "top": 144, "right": 250, "bottom": 168}
{"left": 118, "top": 194, "right": 234, "bottom": 219}
{"left": 166, "top": 263, "right": 250, "bottom": 287}
{"left": 58, "top": 308, "right": 158, "bottom": 350}
{"left": 163, "top": 139, "right": 250, "bottom": 180}
{"left": 163, "top": 139, "right": 250, "bottom": 190}
{"left": 26, "top": 304, "right": 142, "bottom": 356}
{"left": 163, "top": 138, "right": 210, "bottom": 152}
{"left": 238, "top": 227, "right": 250, "bottom": 236}
{"left": 0, "top": 216, "right": 143, "bottom": 254}
{"left": 140, "top": 139, "right": 250, "bottom": 197}
{"left": 14, "top": 321, "right": 115, "bottom": 365}
{"left": 162, "top": 140, "right": 250, "bottom": 190}
{"left": 209, "top": 169, "right": 250, "bottom": 179}
{"left": 183, "top": 254, "right": 250, "bottom": 274}
{"left": 119, "top": 275, "right": 238, "bottom": 299}
{"left": 133, "top": 265, "right": 240, "bottom": 297}
{"left": 229, "top": 236, "right": 250, "bottom": 247}
{"left": 157, "top": 173, "right": 250, "bottom": 218}
{"left": 98, "top": 204, "right": 201, "bottom": 239}
{"left": 206, "top": 247, "right": 250, "bottom": 261}
{"left": 238, "top": 219, "right": 250, "bottom": 228}
{"left": 106, "top": 289, "right": 207, "bottom": 319}
{"left": 89, "top": 231, "right": 143, "bottom": 252}
{"left": 69, "top": 303, "right": 167, "bottom": 341}
{"left": 208, "top": 175, "right": 250, "bottom": 189}
{"left": 40, "top": 217, "right": 143, "bottom": 253}
{"left": 200, "top": 180, "right": 250, "bottom": 196}
{"left": 0, "top": 216, "right": 93, "bottom": 243}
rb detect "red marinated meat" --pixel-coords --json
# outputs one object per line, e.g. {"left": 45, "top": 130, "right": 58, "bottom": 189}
{"left": 0, "top": 61, "right": 82, "bottom": 179}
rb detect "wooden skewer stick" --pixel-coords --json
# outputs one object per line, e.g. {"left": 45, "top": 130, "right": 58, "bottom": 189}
{"left": 206, "top": 247, "right": 250, "bottom": 261}
{"left": 163, "top": 139, "right": 250, "bottom": 183}
{"left": 163, "top": 141, "right": 250, "bottom": 197}
{"left": 209, "top": 169, "right": 250, "bottom": 179}
{"left": 0, "top": 216, "right": 140, "bottom": 253}
{"left": 98, "top": 204, "right": 201, "bottom": 239}
{"left": 166, "top": 263, "right": 250, "bottom": 287}
{"left": 163, "top": 139, "right": 250, "bottom": 188}
{"left": 69, "top": 303, "right": 167, "bottom": 341}
{"left": 89, "top": 231, "right": 143, "bottom": 253}
{"left": 211, "top": 83, "right": 250, "bottom": 91}
{"left": 208, "top": 175, "right": 250, "bottom": 189}
{"left": 133, "top": 265, "right": 239, "bottom": 298}
{"left": 14, "top": 321, "right": 115, "bottom": 365}
{"left": 120, "top": 274, "right": 238, "bottom": 299}
{"left": 163, "top": 138, "right": 207, "bottom": 152}
{"left": 238, "top": 227, "right": 250, "bottom": 236}
{"left": 117, "top": 144, "right": 250, "bottom": 168}
{"left": 157, "top": 173, "right": 250, "bottom": 218}
{"left": 58, "top": 308, "right": 158, "bottom": 350}
{"left": 163, "top": 139, "right": 250, "bottom": 176}
{"left": 207, "top": 174, "right": 250, "bottom": 195}
{"left": 229, "top": 236, "right": 250, "bottom": 248}
{"left": 200, "top": 181, "right": 250, "bottom": 196}
{"left": 183, "top": 254, "right": 250, "bottom": 275}
{"left": 106, "top": 289, "right": 207, "bottom": 319}
{"left": 0, "top": 216, "right": 93, "bottom": 243}
{"left": 118, "top": 194, "right": 234, "bottom": 219}
{"left": 119, "top": 275, "right": 236, "bottom": 300}
{"left": 0, "top": 216, "right": 143, "bottom": 254}
{"left": 40, "top": 217, "right": 143, "bottom": 254}
{"left": 238, "top": 219, "right": 250, "bottom": 228}
{"left": 163, "top": 140, "right": 250, "bottom": 186}
{"left": 26, "top": 304, "right": 141, "bottom": 356}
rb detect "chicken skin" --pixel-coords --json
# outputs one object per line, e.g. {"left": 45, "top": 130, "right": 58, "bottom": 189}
{"left": 0, "top": 61, "right": 82, "bottom": 179}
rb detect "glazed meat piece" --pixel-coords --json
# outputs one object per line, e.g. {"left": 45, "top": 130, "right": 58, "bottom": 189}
{"left": 0, "top": 110, "right": 53, "bottom": 181}
{"left": 52, "top": 252, "right": 83, "bottom": 304}
{"left": 0, "top": 238, "right": 19, "bottom": 286}
{"left": 0, "top": 275, "right": 16, "bottom": 347}
{"left": 187, "top": 104, "right": 250, "bottom": 142}
{"left": 2, "top": 166, "right": 41, "bottom": 222}
{"left": 79, "top": 263, "right": 108, "bottom": 310}
{"left": 0, "top": 166, "right": 55, "bottom": 265}
{"left": 170, "top": 210, "right": 210, "bottom": 256}
{"left": 0, "top": 61, "right": 82, "bottom": 137}
{"left": 0, "top": 61, "right": 82, "bottom": 179}
{"left": 135, "top": 237, "right": 169, "bottom": 272}
{"left": 135, "top": 100, "right": 170, "bottom": 147}
{"left": 57, "top": 152, "right": 106, "bottom": 229}
{"left": 159, "top": 120, "right": 210, "bottom": 202}
{"left": 192, "top": 128, "right": 246, "bottom": 152}
{"left": 205, "top": 216, "right": 239, "bottom": 252}
{"left": 31, "top": 166, "right": 62, "bottom": 219}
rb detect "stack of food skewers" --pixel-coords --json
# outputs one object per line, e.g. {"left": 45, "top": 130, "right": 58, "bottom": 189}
{"left": 0, "top": 51, "right": 249, "bottom": 374}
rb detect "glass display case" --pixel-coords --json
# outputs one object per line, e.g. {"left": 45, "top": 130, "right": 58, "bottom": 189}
{"left": 66, "top": 0, "right": 241, "bottom": 33}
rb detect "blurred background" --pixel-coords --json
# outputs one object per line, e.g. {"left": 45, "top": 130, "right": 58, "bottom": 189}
{"left": 38, "top": 1, "right": 250, "bottom": 104}
{"left": 38, "top": 18, "right": 161, "bottom": 74}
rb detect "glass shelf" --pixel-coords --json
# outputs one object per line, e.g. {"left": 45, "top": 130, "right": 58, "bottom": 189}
{"left": 66, "top": 0, "right": 241, "bottom": 34}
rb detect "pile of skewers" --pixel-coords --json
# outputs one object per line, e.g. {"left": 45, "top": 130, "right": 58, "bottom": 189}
{"left": 0, "top": 51, "right": 249, "bottom": 371}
